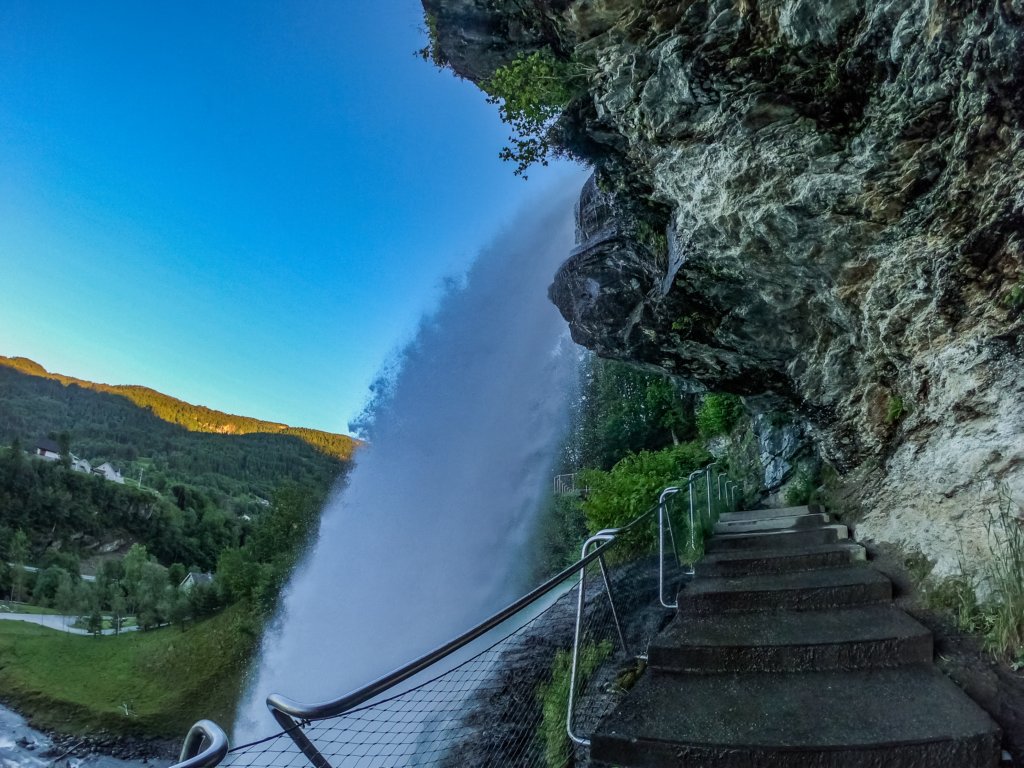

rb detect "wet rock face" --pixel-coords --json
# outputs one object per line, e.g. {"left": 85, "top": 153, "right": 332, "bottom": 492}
{"left": 557, "top": 0, "right": 1024, "bottom": 570}
{"left": 430, "top": 0, "right": 1024, "bottom": 571}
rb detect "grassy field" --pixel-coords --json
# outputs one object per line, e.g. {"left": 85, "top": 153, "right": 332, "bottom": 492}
{"left": 0, "top": 603, "right": 259, "bottom": 738}
{"left": 0, "top": 601, "right": 63, "bottom": 615}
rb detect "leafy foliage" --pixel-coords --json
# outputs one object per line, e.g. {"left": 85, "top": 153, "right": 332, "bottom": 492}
{"left": 580, "top": 443, "right": 710, "bottom": 556}
{"left": 0, "top": 449, "right": 237, "bottom": 571}
{"left": 482, "top": 49, "right": 581, "bottom": 178}
{"left": 695, "top": 393, "right": 745, "bottom": 439}
{"left": 414, "top": 12, "right": 449, "bottom": 69}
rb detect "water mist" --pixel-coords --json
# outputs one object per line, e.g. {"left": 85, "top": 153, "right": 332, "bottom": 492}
{"left": 235, "top": 178, "right": 584, "bottom": 740}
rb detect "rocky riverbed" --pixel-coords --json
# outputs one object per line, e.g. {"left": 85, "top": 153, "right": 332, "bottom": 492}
{"left": 0, "top": 704, "right": 175, "bottom": 768}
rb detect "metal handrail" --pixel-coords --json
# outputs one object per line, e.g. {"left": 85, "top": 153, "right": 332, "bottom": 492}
{"left": 567, "top": 463, "right": 731, "bottom": 745}
{"left": 175, "top": 720, "right": 229, "bottom": 768}
{"left": 170, "top": 465, "right": 736, "bottom": 768}
{"left": 267, "top": 536, "right": 620, "bottom": 720}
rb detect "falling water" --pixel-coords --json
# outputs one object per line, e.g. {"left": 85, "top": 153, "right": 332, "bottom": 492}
{"left": 235, "top": 177, "right": 584, "bottom": 740}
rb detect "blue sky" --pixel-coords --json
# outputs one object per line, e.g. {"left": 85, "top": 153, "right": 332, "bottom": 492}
{"left": 0, "top": 1, "right": 585, "bottom": 434}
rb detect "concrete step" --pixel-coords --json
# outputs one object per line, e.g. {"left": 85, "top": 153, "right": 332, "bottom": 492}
{"left": 648, "top": 604, "right": 933, "bottom": 673}
{"left": 591, "top": 664, "right": 1001, "bottom": 768}
{"left": 696, "top": 541, "right": 866, "bottom": 578}
{"left": 678, "top": 565, "right": 891, "bottom": 614}
{"left": 717, "top": 505, "right": 822, "bottom": 523}
{"left": 713, "top": 512, "right": 830, "bottom": 535}
{"left": 705, "top": 524, "right": 848, "bottom": 553}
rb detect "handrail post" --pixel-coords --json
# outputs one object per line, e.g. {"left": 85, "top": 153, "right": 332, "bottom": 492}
{"left": 685, "top": 469, "right": 703, "bottom": 572}
{"left": 597, "top": 552, "right": 629, "bottom": 655}
{"left": 705, "top": 462, "right": 718, "bottom": 527}
{"left": 271, "top": 708, "right": 332, "bottom": 768}
{"left": 568, "top": 533, "right": 615, "bottom": 746}
{"left": 658, "top": 487, "right": 681, "bottom": 609}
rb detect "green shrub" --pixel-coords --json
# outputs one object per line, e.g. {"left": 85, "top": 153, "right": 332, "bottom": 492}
{"left": 695, "top": 394, "right": 745, "bottom": 439}
{"left": 885, "top": 395, "right": 905, "bottom": 425}
{"left": 580, "top": 443, "right": 710, "bottom": 557}
{"left": 784, "top": 467, "right": 817, "bottom": 506}
{"left": 537, "top": 640, "right": 611, "bottom": 767}
{"left": 1003, "top": 283, "right": 1024, "bottom": 312}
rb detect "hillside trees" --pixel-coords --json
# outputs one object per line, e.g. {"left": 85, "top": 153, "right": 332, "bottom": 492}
{"left": 0, "top": 451, "right": 236, "bottom": 571}
{"left": 0, "top": 364, "right": 348, "bottom": 510}
{"left": 567, "top": 356, "right": 697, "bottom": 471}
{"left": 216, "top": 485, "right": 321, "bottom": 615}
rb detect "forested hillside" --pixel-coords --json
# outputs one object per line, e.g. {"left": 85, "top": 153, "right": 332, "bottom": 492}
{"left": 0, "top": 361, "right": 354, "bottom": 572}
{"left": 0, "top": 363, "right": 350, "bottom": 505}
{"left": 0, "top": 357, "right": 359, "bottom": 460}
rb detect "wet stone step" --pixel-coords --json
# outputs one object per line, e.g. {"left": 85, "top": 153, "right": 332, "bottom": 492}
{"left": 696, "top": 541, "right": 867, "bottom": 578}
{"left": 591, "top": 664, "right": 1001, "bottom": 768}
{"left": 705, "top": 524, "right": 848, "bottom": 553}
{"left": 648, "top": 604, "right": 933, "bottom": 673}
{"left": 713, "top": 512, "right": 830, "bottom": 535}
{"left": 717, "top": 505, "right": 823, "bottom": 524}
{"left": 678, "top": 565, "right": 892, "bottom": 614}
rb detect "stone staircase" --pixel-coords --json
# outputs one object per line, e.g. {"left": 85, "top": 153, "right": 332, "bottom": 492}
{"left": 591, "top": 505, "right": 1003, "bottom": 767}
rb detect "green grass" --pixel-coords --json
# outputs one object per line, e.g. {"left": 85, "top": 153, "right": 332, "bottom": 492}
{"left": 0, "top": 601, "right": 63, "bottom": 615}
{"left": 537, "top": 640, "right": 612, "bottom": 768}
{"left": 0, "top": 603, "right": 259, "bottom": 738}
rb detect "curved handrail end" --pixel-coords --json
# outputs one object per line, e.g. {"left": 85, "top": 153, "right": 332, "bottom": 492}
{"left": 175, "top": 720, "right": 229, "bottom": 768}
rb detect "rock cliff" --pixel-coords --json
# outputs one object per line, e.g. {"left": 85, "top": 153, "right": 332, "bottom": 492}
{"left": 425, "top": 0, "right": 1024, "bottom": 575}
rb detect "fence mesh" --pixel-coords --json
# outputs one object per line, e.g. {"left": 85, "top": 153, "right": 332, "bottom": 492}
{"left": 215, "top": 480, "right": 727, "bottom": 768}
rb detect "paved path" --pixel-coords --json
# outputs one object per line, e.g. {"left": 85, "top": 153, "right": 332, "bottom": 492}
{"left": 592, "top": 505, "right": 1002, "bottom": 767}
{"left": 0, "top": 612, "right": 139, "bottom": 635}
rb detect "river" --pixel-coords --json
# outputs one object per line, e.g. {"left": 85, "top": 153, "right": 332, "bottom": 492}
{"left": 0, "top": 704, "right": 170, "bottom": 768}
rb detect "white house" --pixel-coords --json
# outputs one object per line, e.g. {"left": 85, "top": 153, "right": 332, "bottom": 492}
{"left": 92, "top": 462, "right": 125, "bottom": 484}
{"left": 179, "top": 572, "right": 214, "bottom": 592}
{"left": 71, "top": 455, "right": 92, "bottom": 474}
{"left": 34, "top": 438, "right": 61, "bottom": 461}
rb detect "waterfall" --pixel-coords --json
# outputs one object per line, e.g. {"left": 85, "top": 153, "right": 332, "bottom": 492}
{"left": 235, "top": 177, "right": 583, "bottom": 740}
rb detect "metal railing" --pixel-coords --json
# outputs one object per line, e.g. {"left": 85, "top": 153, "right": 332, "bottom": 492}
{"left": 170, "top": 463, "right": 739, "bottom": 768}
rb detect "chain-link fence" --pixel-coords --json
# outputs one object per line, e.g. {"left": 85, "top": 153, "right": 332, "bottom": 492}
{"left": 175, "top": 468, "right": 735, "bottom": 768}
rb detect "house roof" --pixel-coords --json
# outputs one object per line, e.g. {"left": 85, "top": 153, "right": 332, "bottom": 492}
{"left": 36, "top": 437, "right": 60, "bottom": 454}
{"left": 179, "top": 572, "right": 214, "bottom": 588}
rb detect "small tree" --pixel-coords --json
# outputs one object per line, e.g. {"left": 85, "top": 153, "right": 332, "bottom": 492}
{"left": 7, "top": 530, "right": 29, "bottom": 603}
{"left": 110, "top": 586, "right": 127, "bottom": 635}
{"left": 87, "top": 609, "right": 104, "bottom": 636}
{"left": 481, "top": 49, "right": 582, "bottom": 178}
{"left": 169, "top": 592, "right": 192, "bottom": 631}
{"left": 53, "top": 571, "right": 78, "bottom": 630}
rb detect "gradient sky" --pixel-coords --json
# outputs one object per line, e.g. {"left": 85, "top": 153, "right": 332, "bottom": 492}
{"left": 0, "top": 1, "right": 586, "bottom": 434}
